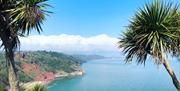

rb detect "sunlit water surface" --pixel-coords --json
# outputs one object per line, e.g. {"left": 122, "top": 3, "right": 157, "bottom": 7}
{"left": 48, "top": 58, "right": 180, "bottom": 91}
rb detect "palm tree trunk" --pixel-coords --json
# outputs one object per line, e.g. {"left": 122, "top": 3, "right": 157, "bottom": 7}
{"left": 162, "top": 58, "right": 180, "bottom": 91}
{"left": 6, "top": 49, "right": 19, "bottom": 91}
{"left": 0, "top": 29, "right": 20, "bottom": 91}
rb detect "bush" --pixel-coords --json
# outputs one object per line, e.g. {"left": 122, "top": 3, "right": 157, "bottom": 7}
{"left": 18, "top": 71, "right": 33, "bottom": 83}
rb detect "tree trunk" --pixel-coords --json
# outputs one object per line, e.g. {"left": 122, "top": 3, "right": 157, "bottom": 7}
{"left": 163, "top": 58, "right": 180, "bottom": 91}
{"left": 6, "top": 49, "right": 19, "bottom": 91}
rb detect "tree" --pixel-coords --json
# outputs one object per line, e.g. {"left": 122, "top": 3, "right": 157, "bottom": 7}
{"left": 0, "top": 0, "right": 50, "bottom": 91}
{"left": 118, "top": 0, "right": 180, "bottom": 90}
{"left": 26, "top": 84, "right": 46, "bottom": 91}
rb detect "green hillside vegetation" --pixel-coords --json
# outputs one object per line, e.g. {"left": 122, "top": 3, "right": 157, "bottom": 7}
{"left": 21, "top": 51, "right": 83, "bottom": 73}
{"left": 0, "top": 51, "right": 104, "bottom": 84}
{"left": 0, "top": 51, "right": 86, "bottom": 83}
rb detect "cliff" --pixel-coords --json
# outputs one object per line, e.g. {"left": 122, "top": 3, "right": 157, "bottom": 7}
{"left": 0, "top": 51, "right": 85, "bottom": 84}
{"left": 0, "top": 51, "right": 104, "bottom": 89}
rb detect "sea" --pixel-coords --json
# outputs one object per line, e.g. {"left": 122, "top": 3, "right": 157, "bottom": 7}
{"left": 47, "top": 57, "right": 180, "bottom": 91}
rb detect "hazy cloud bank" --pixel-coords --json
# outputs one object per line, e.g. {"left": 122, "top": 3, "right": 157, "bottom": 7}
{"left": 20, "top": 34, "right": 120, "bottom": 54}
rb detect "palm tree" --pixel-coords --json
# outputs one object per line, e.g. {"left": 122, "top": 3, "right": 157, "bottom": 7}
{"left": 118, "top": 0, "right": 180, "bottom": 90}
{"left": 0, "top": 0, "right": 50, "bottom": 91}
{"left": 26, "top": 84, "right": 46, "bottom": 91}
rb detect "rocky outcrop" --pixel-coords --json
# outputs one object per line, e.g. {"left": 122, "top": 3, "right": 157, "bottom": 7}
{"left": 21, "top": 64, "right": 56, "bottom": 82}
{"left": 55, "top": 70, "right": 84, "bottom": 78}
{"left": 22, "top": 69, "right": 84, "bottom": 89}
{"left": 35, "top": 72, "right": 55, "bottom": 81}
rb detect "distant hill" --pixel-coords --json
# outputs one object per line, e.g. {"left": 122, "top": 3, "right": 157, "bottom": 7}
{"left": 0, "top": 51, "right": 82, "bottom": 83}
{"left": 73, "top": 54, "right": 105, "bottom": 61}
{"left": 0, "top": 51, "right": 104, "bottom": 83}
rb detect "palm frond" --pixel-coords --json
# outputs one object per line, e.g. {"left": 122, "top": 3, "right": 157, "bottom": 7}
{"left": 26, "top": 84, "right": 46, "bottom": 91}
{"left": 118, "top": 0, "right": 180, "bottom": 65}
{"left": 10, "top": 0, "right": 51, "bottom": 35}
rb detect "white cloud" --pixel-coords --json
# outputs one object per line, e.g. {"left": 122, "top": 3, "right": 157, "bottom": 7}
{"left": 20, "top": 34, "right": 120, "bottom": 54}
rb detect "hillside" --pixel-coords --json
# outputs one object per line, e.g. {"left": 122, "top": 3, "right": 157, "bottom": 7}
{"left": 73, "top": 54, "right": 105, "bottom": 61}
{"left": 0, "top": 51, "right": 105, "bottom": 85}
{"left": 0, "top": 51, "right": 87, "bottom": 84}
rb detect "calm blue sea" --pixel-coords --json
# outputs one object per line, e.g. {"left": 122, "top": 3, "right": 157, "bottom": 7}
{"left": 47, "top": 58, "right": 180, "bottom": 91}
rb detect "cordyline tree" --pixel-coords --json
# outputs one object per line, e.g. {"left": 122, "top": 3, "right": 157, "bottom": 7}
{"left": 27, "top": 84, "right": 46, "bottom": 91}
{"left": 118, "top": 0, "right": 180, "bottom": 91}
{"left": 0, "top": 0, "right": 50, "bottom": 91}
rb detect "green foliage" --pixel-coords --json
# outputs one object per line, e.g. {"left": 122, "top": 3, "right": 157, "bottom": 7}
{"left": 0, "top": 51, "right": 101, "bottom": 83}
{"left": 119, "top": 0, "right": 180, "bottom": 64}
{"left": 20, "top": 87, "right": 25, "bottom": 91}
{"left": 0, "top": 51, "right": 84, "bottom": 82}
{"left": 9, "top": 0, "right": 51, "bottom": 35}
{"left": 18, "top": 71, "right": 33, "bottom": 83}
{"left": 0, "top": 84, "right": 4, "bottom": 91}
{"left": 0, "top": 0, "right": 50, "bottom": 90}
{"left": 24, "top": 51, "right": 82, "bottom": 73}
{"left": 26, "top": 84, "right": 46, "bottom": 91}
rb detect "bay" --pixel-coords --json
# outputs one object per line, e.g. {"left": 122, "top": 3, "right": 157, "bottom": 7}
{"left": 47, "top": 58, "right": 180, "bottom": 91}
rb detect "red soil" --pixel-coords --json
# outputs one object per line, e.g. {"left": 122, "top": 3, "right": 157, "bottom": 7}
{"left": 21, "top": 64, "right": 55, "bottom": 81}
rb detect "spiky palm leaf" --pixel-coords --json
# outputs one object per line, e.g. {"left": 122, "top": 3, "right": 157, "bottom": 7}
{"left": 26, "top": 84, "right": 46, "bottom": 91}
{"left": 0, "top": 0, "right": 50, "bottom": 49}
{"left": 0, "top": 0, "right": 50, "bottom": 90}
{"left": 10, "top": 0, "right": 51, "bottom": 35}
{"left": 119, "top": 0, "right": 180, "bottom": 64}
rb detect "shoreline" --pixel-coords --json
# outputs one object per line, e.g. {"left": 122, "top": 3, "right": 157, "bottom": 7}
{"left": 22, "top": 70, "right": 85, "bottom": 89}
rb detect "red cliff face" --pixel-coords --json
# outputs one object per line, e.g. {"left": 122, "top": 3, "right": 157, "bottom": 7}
{"left": 34, "top": 72, "right": 55, "bottom": 81}
{"left": 16, "top": 52, "right": 55, "bottom": 82}
{"left": 21, "top": 63, "right": 55, "bottom": 81}
{"left": 21, "top": 64, "right": 40, "bottom": 74}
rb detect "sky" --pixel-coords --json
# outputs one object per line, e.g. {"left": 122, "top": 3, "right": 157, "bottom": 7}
{"left": 39, "top": 0, "right": 145, "bottom": 37}
{"left": 20, "top": 0, "right": 179, "bottom": 55}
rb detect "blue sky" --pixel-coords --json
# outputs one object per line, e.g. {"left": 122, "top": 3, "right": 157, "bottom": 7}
{"left": 38, "top": 0, "right": 151, "bottom": 37}
{"left": 22, "top": 0, "right": 179, "bottom": 54}
{"left": 39, "top": 0, "right": 179, "bottom": 37}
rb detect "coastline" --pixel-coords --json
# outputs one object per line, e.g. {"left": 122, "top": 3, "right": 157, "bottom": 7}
{"left": 22, "top": 70, "right": 85, "bottom": 89}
